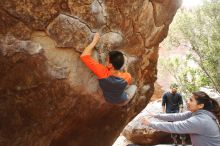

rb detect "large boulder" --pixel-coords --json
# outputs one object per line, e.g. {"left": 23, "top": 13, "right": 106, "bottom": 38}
{"left": 122, "top": 100, "right": 171, "bottom": 145}
{"left": 122, "top": 99, "right": 191, "bottom": 145}
{"left": 0, "top": 0, "right": 182, "bottom": 146}
{"left": 150, "top": 83, "right": 164, "bottom": 101}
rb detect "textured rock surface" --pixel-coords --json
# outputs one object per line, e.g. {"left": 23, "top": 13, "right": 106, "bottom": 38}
{"left": 150, "top": 83, "right": 164, "bottom": 101}
{"left": 122, "top": 100, "right": 171, "bottom": 145}
{"left": 0, "top": 0, "right": 182, "bottom": 146}
{"left": 122, "top": 99, "right": 191, "bottom": 145}
{"left": 113, "top": 85, "right": 166, "bottom": 146}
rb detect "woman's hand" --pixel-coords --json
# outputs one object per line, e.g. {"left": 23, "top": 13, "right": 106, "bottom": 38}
{"left": 146, "top": 111, "right": 156, "bottom": 118}
{"left": 141, "top": 117, "right": 150, "bottom": 126}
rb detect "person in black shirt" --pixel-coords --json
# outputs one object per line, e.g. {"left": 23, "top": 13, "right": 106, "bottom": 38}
{"left": 162, "top": 83, "right": 186, "bottom": 146}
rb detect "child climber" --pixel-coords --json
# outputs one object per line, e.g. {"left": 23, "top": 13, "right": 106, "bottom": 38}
{"left": 80, "top": 33, "right": 137, "bottom": 106}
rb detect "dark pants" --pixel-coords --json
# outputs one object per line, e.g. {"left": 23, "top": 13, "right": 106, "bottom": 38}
{"left": 167, "top": 110, "right": 186, "bottom": 144}
{"left": 171, "top": 133, "right": 186, "bottom": 142}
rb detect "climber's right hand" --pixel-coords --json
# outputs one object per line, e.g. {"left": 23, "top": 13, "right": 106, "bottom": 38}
{"left": 92, "top": 33, "right": 100, "bottom": 44}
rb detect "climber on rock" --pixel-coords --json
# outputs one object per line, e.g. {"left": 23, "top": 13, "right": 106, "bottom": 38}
{"left": 80, "top": 32, "right": 137, "bottom": 106}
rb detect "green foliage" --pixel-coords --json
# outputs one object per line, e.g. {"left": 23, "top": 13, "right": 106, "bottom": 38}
{"left": 161, "top": 0, "right": 220, "bottom": 95}
{"left": 159, "top": 57, "right": 209, "bottom": 97}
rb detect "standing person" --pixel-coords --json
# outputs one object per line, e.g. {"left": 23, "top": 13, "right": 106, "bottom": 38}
{"left": 162, "top": 83, "right": 186, "bottom": 146}
{"left": 80, "top": 32, "right": 137, "bottom": 106}
{"left": 142, "top": 91, "right": 220, "bottom": 146}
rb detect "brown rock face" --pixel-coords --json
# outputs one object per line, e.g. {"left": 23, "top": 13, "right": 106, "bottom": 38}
{"left": 0, "top": 0, "right": 181, "bottom": 146}
{"left": 122, "top": 100, "right": 172, "bottom": 145}
{"left": 150, "top": 82, "right": 164, "bottom": 101}
{"left": 122, "top": 99, "right": 190, "bottom": 145}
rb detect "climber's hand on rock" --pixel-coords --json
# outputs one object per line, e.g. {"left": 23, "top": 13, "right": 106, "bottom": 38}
{"left": 92, "top": 33, "right": 100, "bottom": 44}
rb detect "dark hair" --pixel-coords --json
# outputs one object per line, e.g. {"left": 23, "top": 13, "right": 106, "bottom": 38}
{"left": 170, "top": 83, "right": 178, "bottom": 88}
{"left": 192, "top": 91, "right": 220, "bottom": 122}
{"left": 108, "top": 51, "right": 124, "bottom": 70}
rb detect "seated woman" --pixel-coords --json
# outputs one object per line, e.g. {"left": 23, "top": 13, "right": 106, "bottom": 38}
{"left": 142, "top": 91, "right": 220, "bottom": 146}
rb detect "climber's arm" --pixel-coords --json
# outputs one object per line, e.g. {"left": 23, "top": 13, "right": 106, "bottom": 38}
{"left": 81, "top": 33, "right": 100, "bottom": 57}
{"left": 80, "top": 32, "right": 110, "bottom": 78}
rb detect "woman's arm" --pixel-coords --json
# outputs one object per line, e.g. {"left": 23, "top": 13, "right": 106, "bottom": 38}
{"left": 148, "top": 116, "right": 202, "bottom": 134}
{"left": 154, "top": 111, "right": 192, "bottom": 121}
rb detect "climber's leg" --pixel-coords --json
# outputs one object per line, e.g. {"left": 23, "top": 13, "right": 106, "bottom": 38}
{"left": 119, "top": 85, "right": 137, "bottom": 106}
